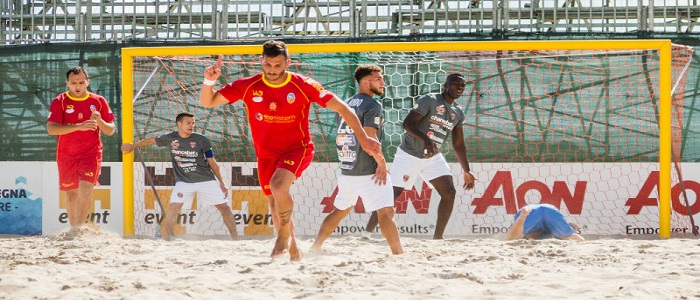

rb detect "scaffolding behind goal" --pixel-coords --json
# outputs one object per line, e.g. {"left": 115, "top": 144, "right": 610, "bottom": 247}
{"left": 121, "top": 40, "right": 695, "bottom": 239}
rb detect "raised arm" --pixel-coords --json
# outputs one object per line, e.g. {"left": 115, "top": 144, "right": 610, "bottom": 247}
{"left": 199, "top": 54, "right": 230, "bottom": 108}
{"left": 326, "top": 97, "right": 381, "bottom": 157}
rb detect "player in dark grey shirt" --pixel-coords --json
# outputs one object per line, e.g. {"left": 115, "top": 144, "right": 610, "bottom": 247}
{"left": 364, "top": 73, "right": 477, "bottom": 239}
{"left": 311, "top": 65, "right": 403, "bottom": 255}
{"left": 122, "top": 112, "right": 238, "bottom": 241}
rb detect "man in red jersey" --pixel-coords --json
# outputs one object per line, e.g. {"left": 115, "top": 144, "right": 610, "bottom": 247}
{"left": 199, "top": 40, "right": 381, "bottom": 262}
{"left": 47, "top": 66, "right": 116, "bottom": 237}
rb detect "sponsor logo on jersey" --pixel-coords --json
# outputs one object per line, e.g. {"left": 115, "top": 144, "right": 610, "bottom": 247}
{"left": 66, "top": 105, "right": 75, "bottom": 114}
{"left": 262, "top": 115, "right": 296, "bottom": 123}
{"left": 335, "top": 134, "right": 356, "bottom": 146}
{"left": 253, "top": 96, "right": 263, "bottom": 103}
{"left": 337, "top": 145, "right": 357, "bottom": 162}
{"left": 347, "top": 98, "right": 363, "bottom": 107}
{"left": 287, "top": 93, "right": 295, "bottom": 104}
{"left": 170, "top": 140, "right": 180, "bottom": 149}
{"left": 253, "top": 90, "right": 263, "bottom": 97}
{"left": 255, "top": 113, "right": 263, "bottom": 121}
{"left": 283, "top": 160, "right": 295, "bottom": 166}
{"left": 436, "top": 106, "right": 445, "bottom": 115}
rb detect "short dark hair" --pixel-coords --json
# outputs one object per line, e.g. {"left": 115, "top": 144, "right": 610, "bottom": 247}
{"left": 66, "top": 66, "right": 89, "bottom": 80}
{"left": 176, "top": 112, "right": 194, "bottom": 123}
{"left": 262, "top": 40, "right": 288, "bottom": 58}
{"left": 354, "top": 64, "right": 383, "bottom": 83}
{"left": 445, "top": 73, "right": 465, "bottom": 83}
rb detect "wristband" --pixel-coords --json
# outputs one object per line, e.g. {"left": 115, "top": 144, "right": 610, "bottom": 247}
{"left": 203, "top": 78, "right": 217, "bottom": 86}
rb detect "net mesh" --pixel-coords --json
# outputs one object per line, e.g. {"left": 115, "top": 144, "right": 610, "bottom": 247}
{"left": 127, "top": 44, "right": 696, "bottom": 238}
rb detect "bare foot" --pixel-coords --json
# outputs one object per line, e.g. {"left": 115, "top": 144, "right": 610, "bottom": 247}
{"left": 270, "top": 235, "right": 291, "bottom": 258}
{"left": 289, "top": 245, "right": 303, "bottom": 262}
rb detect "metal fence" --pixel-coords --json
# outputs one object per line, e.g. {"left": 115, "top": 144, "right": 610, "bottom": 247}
{"left": 2, "top": 0, "right": 700, "bottom": 44}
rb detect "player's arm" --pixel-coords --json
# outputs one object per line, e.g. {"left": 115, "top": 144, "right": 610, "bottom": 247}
{"left": 199, "top": 54, "right": 230, "bottom": 108}
{"left": 121, "top": 137, "right": 156, "bottom": 154}
{"left": 504, "top": 206, "right": 531, "bottom": 241}
{"left": 326, "top": 97, "right": 381, "bottom": 157}
{"left": 452, "top": 126, "right": 476, "bottom": 190}
{"left": 364, "top": 126, "right": 388, "bottom": 186}
{"left": 206, "top": 155, "right": 228, "bottom": 197}
{"left": 402, "top": 110, "right": 437, "bottom": 158}
{"left": 47, "top": 120, "right": 98, "bottom": 136}
{"left": 90, "top": 110, "right": 116, "bottom": 136}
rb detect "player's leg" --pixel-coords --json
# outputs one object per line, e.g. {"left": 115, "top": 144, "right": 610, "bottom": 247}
{"left": 311, "top": 173, "right": 358, "bottom": 252}
{"left": 360, "top": 175, "right": 403, "bottom": 254}
{"left": 428, "top": 175, "right": 456, "bottom": 239}
{"left": 64, "top": 188, "right": 81, "bottom": 228}
{"left": 58, "top": 158, "right": 85, "bottom": 231}
{"left": 161, "top": 202, "right": 183, "bottom": 241}
{"left": 214, "top": 203, "right": 240, "bottom": 240}
{"left": 270, "top": 148, "right": 313, "bottom": 261}
{"left": 364, "top": 187, "right": 402, "bottom": 235}
{"left": 163, "top": 181, "right": 193, "bottom": 241}
{"left": 375, "top": 207, "right": 403, "bottom": 254}
{"left": 197, "top": 180, "right": 240, "bottom": 240}
{"left": 365, "top": 148, "right": 421, "bottom": 235}
{"left": 75, "top": 180, "right": 96, "bottom": 227}
{"left": 423, "top": 154, "right": 456, "bottom": 239}
{"left": 268, "top": 168, "right": 298, "bottom": 259}
{"left": 310, "top": 207, "right": 352, "bottom": 252}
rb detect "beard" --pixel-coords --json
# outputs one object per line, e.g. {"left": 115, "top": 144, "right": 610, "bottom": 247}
{"left": 370, "top": 86, "right": 384, "bottom": 97}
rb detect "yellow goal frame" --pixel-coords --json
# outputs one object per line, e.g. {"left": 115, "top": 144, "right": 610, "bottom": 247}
{"left": 121, "top": 40, "right": 673, "bottom": 238}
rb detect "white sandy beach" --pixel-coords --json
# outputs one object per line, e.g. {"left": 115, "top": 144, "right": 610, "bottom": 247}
{"left": 1, "top": 228, "right": 699, "bottom": 300}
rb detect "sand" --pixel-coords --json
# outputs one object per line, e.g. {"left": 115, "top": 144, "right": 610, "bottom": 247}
{"left": 1, "top": 228, "right": 699, "bottom": 300}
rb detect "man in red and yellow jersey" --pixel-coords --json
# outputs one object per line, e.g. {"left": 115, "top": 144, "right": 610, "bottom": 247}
{"left": 200, "top": 40, "right": 381, "bottom": 262}
{"left": 47, "top": 66, "right": 116, "bottom": 237}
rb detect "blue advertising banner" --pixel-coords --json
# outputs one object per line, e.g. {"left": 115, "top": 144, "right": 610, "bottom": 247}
{"left": 0, "top": 163, "right": 43, "bottom": 235}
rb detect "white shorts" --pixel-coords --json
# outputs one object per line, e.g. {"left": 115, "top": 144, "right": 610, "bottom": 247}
{"left": 390, "top": 147, "right": 452, "bottom": 189}
{"left": 334, "top": 173, "right": 395, "bottom": 212}
{"left": 170, "top": 180, "right": 227, "bottom": 207}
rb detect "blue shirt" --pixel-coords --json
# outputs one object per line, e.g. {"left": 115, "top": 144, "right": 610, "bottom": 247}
{"left": 513, "top": 204, "right": 575, "bottom": 239}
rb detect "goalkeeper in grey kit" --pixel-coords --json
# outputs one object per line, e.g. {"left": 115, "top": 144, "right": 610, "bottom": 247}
{"left": 122, "top": 112, "right": 239, "bottom": 241}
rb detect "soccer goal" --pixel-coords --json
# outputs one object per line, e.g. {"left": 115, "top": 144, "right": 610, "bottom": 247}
{"left": 122, "top": 40, "right": 695, "bottom": 239}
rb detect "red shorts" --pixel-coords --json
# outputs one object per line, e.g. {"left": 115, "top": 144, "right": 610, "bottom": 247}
{"left": 57, "top": 153, "right": 102, "bottom": 191}
{"left": 257, "top": 146, "right": 314, "bottom": 195}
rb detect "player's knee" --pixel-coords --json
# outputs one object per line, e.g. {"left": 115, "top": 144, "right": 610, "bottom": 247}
{"left": 439, "top": 187, "right": 457, "bottom": 201}
{"left": 376, "top": 207, "right": 395, "bottom": 220}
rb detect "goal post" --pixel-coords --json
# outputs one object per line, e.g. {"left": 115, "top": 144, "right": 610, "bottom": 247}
{"left": 121, "top": 40, "right": 687, "bottom": 239}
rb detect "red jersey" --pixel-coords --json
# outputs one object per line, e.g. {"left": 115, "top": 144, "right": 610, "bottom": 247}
{"left": 218, "top": 72, "right": 335, "bottom": 158}
{"left": 47, "top": 92, "right": 115, "bottom": 158}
